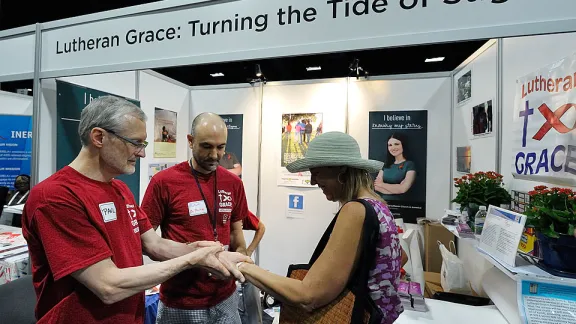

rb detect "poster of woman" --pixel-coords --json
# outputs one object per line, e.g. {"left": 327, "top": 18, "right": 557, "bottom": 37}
{"left": 369, "top": 111, "right": 428, "bottom": 223}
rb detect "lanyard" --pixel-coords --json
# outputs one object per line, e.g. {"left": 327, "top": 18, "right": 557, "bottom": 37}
{"left": 8, "top": 190, "right": 28, "bottom": 205}
{"left": 190, "top": 162, "right": 219, "bottom": 242}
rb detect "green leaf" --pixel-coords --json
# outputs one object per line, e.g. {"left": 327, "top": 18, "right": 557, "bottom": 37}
{"left": 542, "top": 224, "right": 560, "bottom": 239}
{"left": 569, "top": 224, "right": 575, "bottom": 236}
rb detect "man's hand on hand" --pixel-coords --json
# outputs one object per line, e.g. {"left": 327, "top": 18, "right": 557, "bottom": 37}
{"left": 217, "top": 251, "right": 254, "bottom": 282}
{"left": 187, "top": 245, "right": 230, "bottom": 279}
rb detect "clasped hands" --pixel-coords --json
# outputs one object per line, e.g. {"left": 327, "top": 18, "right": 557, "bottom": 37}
{"left": 187, "top": 241, "right": 253, "bottom": 283}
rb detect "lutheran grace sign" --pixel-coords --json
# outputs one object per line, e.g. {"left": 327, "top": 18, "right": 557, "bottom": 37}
{"left": 39, "top": 0, "right": 576, "bottom": 74}
{"left": 513, "top": 51, "right": 576, "bottom": 182}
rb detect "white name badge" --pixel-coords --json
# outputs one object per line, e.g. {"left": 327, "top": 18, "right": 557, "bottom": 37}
{"left": 188, "top": 201, "right": 208, "bottom": 217}
{"left": 99, "top": 202, "right": 117, "bottom": 223}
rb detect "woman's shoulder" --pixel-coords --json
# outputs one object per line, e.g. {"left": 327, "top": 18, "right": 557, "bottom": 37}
{"left": 404, "top": 160, "right": 416, "bottom": 170}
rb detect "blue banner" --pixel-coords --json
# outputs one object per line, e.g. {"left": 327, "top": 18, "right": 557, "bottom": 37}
{"left": 0, "top": 115, "right": 32, "bottom": 190}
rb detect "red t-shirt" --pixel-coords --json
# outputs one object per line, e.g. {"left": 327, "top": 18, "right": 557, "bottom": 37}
{"left": 243, "top": 211, "right": 260, "bottom": 231}
{"left": 21, "top": 166, "right": 153, "bottom": 324}
{"left": 141, "top": 162, "right": 248, "bottom": 309}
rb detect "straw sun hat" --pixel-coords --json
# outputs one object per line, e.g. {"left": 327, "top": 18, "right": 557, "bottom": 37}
{"left": 286, "top": 131, "right": 384, "bottom": 173}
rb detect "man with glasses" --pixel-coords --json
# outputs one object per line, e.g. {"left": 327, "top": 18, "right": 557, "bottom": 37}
{"left": 21, "top": 96, "right": 251, "bottom": 324}
{"left": 141, "top": 112, "right": 251, "bottom": 324}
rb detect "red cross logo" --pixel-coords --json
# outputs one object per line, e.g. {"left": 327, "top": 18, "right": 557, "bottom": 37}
{"left": 532, "top": 103, "right": 576, "bottom": 141}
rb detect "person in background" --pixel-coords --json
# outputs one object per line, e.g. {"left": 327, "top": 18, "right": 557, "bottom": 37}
{"left": 6, "top": 174, "right": 30, "bottom": 206}
{"left": 304, "top": 119, "right": 313, "bottom": 144}
{"left": 299, "top": 120, "right": 306, "bottom": 144}
{"left": 219, "top": 151, "right": 242, "bottom": 177}
{"left": 237, "top": 131, "right": 407, "bottom": 324}
{"left": 5, "top": 174, "right": 31, "bottom": 227}
{"left": 21, "top": 96, "right": 249, "bottom": 324}
{"left": 141, "top": 112, "right": 251, "bottom": 324}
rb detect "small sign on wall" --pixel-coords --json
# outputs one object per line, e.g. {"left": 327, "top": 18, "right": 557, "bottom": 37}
{"left": 286, "top": 193, "right": 305, "bottom": 218}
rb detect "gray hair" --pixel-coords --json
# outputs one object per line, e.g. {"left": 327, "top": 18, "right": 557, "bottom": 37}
{"left": 78, "top": 95, "right": 147, "bottom": 146}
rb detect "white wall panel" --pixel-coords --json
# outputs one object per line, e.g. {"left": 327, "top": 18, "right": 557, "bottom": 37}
{"left": 258, "top": 80, "right": 347, "bottom": 275}
{"left": 138, "top": 71, "right": 190, "bottom": 201}
{"left": 348, "top": 77, "right": 452, "bottom": 221}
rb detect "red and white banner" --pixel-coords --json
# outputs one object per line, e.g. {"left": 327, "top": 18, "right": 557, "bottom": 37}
{"left": 513, "top": 52, "right": 576, "bottom": 184}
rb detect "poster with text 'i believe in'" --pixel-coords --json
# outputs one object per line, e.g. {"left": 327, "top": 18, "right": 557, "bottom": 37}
{"left": 369, "top": 111, "right": 428, "bottom": 224}
{"left": 513, "top": 51, "right": 576, "bottom": 185}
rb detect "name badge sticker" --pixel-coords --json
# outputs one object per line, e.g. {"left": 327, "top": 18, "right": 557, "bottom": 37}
{"left": 99, "top": 202, "right": 117, "bottom": 223}
{"left": 188, "top": 201, "right": 208, "bottom": 217}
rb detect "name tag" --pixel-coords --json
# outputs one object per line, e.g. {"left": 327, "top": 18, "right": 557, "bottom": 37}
{"left": 188, "top": 201, "right": 208, "bottom": 217}
{"left": 99, "top": 202, "right": 117, "bottom": 223}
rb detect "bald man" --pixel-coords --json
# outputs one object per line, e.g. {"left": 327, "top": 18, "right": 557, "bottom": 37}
{"left": 141, "top": 112, "right": 250, "bottom": 324}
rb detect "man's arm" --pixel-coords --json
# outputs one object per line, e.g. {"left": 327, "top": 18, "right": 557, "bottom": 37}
{"left": 140, "top": 229, "right": 220, "bottom": 262}
{"left": 230, "top": 163, "right": 242, "bottom": 176}
{"left": 230, "top": 220, "right": 248, "bottom": 255}
{"left": 72, "top": 245, "right": 232, "bottom": 305}
{"left": 246, "top": 221, "right": 266, "bottom": 257}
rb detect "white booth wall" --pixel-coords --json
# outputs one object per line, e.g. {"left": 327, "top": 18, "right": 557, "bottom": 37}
{"left": 138, "top": 71, "right": 190, "bottom": 201}
{"left": 258, "top": 80, "right": 347, "bottom": 275}
{"left": 450, "top": 42, "right": 499, "bottom": 296}
{"left": 349, "top": 76, "right": 452, "bottom": 221}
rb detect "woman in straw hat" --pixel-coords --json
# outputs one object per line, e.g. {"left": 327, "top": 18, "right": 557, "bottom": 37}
{"left": 237, "top": 131, "right": 406, "bottom": 324}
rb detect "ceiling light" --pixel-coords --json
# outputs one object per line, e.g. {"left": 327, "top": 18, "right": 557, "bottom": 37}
{"left": 210, "top": 73, "right": 224, "bottom": 77}
{"left": 255, "top": 64, "right": 263, "bottom": 77}
{"left": 306, "top": 66, "right": 321, "bottom": 71}
{"left": 425, "top": 57, "right": 445, "bottom": 63}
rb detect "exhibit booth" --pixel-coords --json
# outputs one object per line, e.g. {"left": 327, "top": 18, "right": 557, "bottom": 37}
{"left": 1, "top": 0, "right": 576, "bottom": 323}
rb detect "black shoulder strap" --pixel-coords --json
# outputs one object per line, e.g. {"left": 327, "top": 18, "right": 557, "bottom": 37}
{"left": 309, "top": 199, "right": 380, "bottom": 274}
{"left": 307, "top": 199, "right": 382, "bottom": 323}
{"left": 308, "top": 207, "right": 340, "bottom": 265}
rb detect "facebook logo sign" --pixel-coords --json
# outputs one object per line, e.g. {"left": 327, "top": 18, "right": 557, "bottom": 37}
{"left": 288, "top": 194, "right": 304, "bottom": 210}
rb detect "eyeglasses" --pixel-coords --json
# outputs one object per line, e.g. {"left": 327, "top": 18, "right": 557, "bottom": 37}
{"left": 102, "top": 128, "right": 148, "bottom": 153}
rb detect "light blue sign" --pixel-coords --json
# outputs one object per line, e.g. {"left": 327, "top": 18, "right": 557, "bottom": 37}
{"left": 0, "top": 115, "right": 32, "bottom": 189}
{"left": 288, "top": 194, "right": 304, "bottom": 210}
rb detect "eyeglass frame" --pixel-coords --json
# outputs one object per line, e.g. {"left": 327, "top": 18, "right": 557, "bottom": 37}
{"left": 101, "top": 127, "right": 148, "bottom": 153}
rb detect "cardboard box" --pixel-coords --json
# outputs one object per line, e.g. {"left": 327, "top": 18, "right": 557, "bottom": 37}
{"left": 424, "top": 271, "right": 441, "bottom": 286}
{"left": 424, "top": 223, "right": 455, "bottom": 273}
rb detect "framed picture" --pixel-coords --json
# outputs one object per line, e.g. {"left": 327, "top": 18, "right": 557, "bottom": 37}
{"left": 471, "top": 100, "right": 494, "bottom": 138}
{"left": 457, "top": 70, "right": 472, "bottom": 105}
{"left": 456, "top": 146, "right": 472, "bottom": 173}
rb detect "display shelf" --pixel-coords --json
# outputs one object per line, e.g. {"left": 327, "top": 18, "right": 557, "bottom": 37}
{"left": 476, "top": 246, "right": 576, "bottom": 284}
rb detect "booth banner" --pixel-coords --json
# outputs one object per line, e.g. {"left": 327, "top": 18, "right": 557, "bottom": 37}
{"left": 369, "top": 111, "right": 427, "bottom": 223}
{"left": 278, "top": 113, "right": 323, "bottom": 187}
{"left": 512, "top": 52, "right": 576, "bottom": 184}
{"left": 219, "top": 114, "right": 244, "bottom": 176}
{"left": 56, "top": 80, "right": 142, "bottom": 203}
{"left": 0, "top": 115, "right": 32, "bottom": 190}
{"left": 40, "top": 0, "right": 575, "bottom": 74}
{"left": 154, "top": 107, "right": 177, "bottom": 158}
